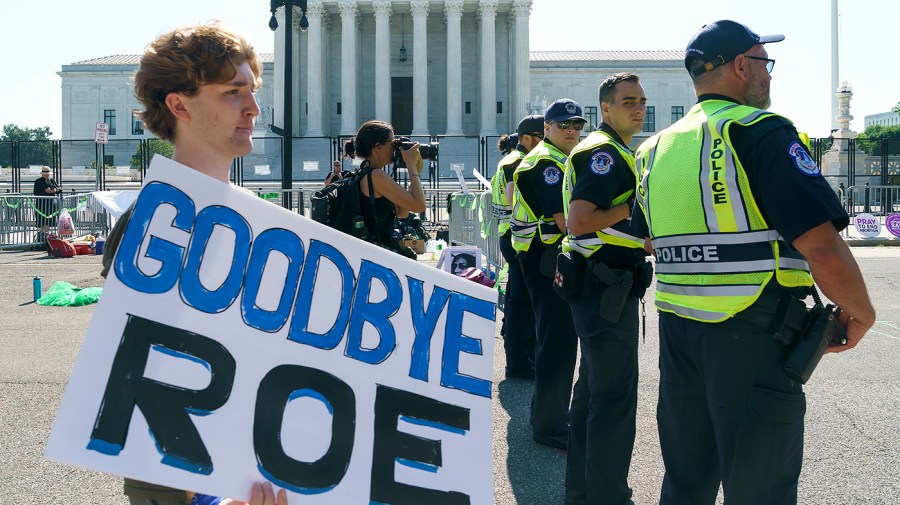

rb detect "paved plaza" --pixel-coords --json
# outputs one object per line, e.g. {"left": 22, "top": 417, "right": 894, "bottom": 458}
{"left": 1, "top": 247, "right": 898, "bottom": 504}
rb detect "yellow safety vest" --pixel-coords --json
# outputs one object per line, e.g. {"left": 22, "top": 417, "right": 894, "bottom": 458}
{"left": 562, "top": 130, "right": 645, "bottom": 258}
{"left": 491, "top": 149, "right": 524, "bottom": 236}
{"left": 635, "top": 100, "right": 814, "bottom": 322}
{"left": 510, "top": 141, "right": 568, "bottom": 252}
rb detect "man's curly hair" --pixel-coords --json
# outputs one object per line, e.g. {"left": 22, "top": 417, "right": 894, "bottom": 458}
{"left": 134, "top": 22, "right": 262, "bottom": 141}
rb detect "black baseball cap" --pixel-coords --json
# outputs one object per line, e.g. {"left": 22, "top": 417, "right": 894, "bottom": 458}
{"left": 544, "top": 99, "right": 585, "bottom": 123}
{"left": 516, "top": 114, "right": 545, "bottom": 136}
{"left": 505, "top": 133, "right": 519, "bottom": 151}
{"left": 684, "top": 20, "right": 784, "bottom": 77}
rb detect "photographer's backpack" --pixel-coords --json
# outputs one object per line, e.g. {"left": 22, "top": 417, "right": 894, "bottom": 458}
{"left": 311, "top": 167, "right": 379, "bottom": 241}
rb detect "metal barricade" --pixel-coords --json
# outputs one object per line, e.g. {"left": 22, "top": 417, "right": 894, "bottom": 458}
{"left": 0, "top": 192, "right": 110, "bottom": 247}
{"left": 845, "top": 184, "right": 900, "bottom": 218}
{"left": 447, "top": 191, "right": 504, "bottom": 271}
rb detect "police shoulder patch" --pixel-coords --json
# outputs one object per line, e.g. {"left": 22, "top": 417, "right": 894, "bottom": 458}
{"left": 590, "top": 151, "right": 614, "bottom": 176}
{"left": 543, "top": 166, "right": 561, "bottom": 185}
{"left": 788, "top": 141, "right": 820, "bottom": 176}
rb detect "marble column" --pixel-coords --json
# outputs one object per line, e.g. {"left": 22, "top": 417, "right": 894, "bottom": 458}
{"left": 445, "top": 0, "right": 464, "bottom": 136}
{"left": 305, "top": 1, "right": 325, "bottom": 136}
{"left": 339, "top": 0, "right": 358, "bottom": 136}
{"left": 512, "top": 0, "right": 532, "bottom": 127}
{"left": 410, "top": 0, "right": 430, "bottom": 136}
{"left": 373, "top": 0, "right": 392, "bottom": 124}
{"left": 479, "top": 0, "right": 498, "bottom": 136}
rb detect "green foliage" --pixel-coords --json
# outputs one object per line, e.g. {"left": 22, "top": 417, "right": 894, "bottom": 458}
{"left": 131, "top": 139, "right": 174, "bottom": 167}
{"left": 0, "top": 124, "right": 53, "bottom": 142}
{"left": 858, "top": 125, "right": 900, "bottom": 156}
{"left": 892, "top": 102, "right": 900, "bottom": 115}
{"left": 1, "top": 124, "right": 54, "bottom": 167}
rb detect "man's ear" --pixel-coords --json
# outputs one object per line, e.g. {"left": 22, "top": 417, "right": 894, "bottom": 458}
{"left": 165, "top": 92, "right": 190, "bottom": 122}
{"left": 601, "top": 101, "right": 610, "bottom": 119}
{"left": 732, "top": 54, "right": 750, "bottom": 83}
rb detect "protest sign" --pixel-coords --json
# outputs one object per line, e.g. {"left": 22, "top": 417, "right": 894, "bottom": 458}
{"left": 45, "top": 155, "right": 497, "bottom": 504}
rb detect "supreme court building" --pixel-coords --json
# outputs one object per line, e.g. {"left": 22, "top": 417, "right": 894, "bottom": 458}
{"left": 59, "top": 1, "right": 694, "bottom": 147}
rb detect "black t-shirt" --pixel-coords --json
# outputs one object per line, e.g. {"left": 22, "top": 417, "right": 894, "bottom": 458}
{"left": 634, "top": 95, "right": 848, "bottom": 246}
{"left": 517, "top": 139, "right": 566, "bottom": 221}
{"left": 33, "top": 176, "right": 59, "bottom": 196}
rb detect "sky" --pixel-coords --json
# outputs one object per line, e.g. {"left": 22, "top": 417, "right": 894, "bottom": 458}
{"left": 1, "top": 0, "right": 896, "bottom": 139}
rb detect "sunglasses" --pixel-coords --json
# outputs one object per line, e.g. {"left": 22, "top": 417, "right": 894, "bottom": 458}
{"left": 744, "top": 55, "right": 775, "bottom": 74}
{"left": 527, "top": 132, "right": 544, "bottom": 139}
{"left": 552, "top": 120, "right": 586, "bottom": 131}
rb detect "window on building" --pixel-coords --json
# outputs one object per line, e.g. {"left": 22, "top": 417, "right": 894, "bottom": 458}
{"left": 584, "top": 106, "right": 598, "bottom": 130}
{"left": 497, "top": 102, "right": 503, "bottom": 114}
{"left": 643, "top": 106, "right": 656, "bottom": 133}
{"left": 671, "top": 106, "right": 684, "bottom": 123}
{"left": 131, "top": 110, "right": 144, "bottom": 135}
{"left": 465, "top": 102, "right": 471, "bottom": 114}
{"left": 337, "top": 102, "right": 341, "bottom": 115}
{"left": 104, "top": 109, "right": 117, "bottom": 135}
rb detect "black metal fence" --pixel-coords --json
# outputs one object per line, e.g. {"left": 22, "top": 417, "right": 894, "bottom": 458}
{"left": 3, "top": 135, "right": 898, "bottom": 198}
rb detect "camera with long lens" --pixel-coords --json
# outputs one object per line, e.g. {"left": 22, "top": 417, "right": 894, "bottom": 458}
{"left": 392, "top": 136, "right": 439, "bottom": 168}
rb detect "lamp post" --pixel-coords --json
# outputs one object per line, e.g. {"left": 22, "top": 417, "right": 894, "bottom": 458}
{"left": 268, "top": 0, "right": 309, "bottom": 210}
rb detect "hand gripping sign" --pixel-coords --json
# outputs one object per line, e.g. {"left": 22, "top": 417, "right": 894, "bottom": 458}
{"left": 45, "top": 155, "right": 497, "bottom": 504}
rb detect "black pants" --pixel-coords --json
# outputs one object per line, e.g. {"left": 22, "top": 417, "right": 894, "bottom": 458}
{"left": 565, "top": 285, "right": 638, "bottom": 505}
{"left": 499, "top": 232, "right": 535, "bottom": 373}
{"left": 520, "top": 245, "right": 578, "bottom": 441}
{"left": 657, "top": 311, "right": 806, "bottom": 505}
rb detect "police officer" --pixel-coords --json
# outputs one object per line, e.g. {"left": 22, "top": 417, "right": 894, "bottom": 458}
{"left": 562, "top": 73, "right": 649, "bottom": 505}
{"left": 634, "top": 20, "right": 875, "bottom": 504}
{"left": 510, "top": 100, "right": 583, "bottom": 449}
{"left": 491, "top": 116, "right": 545, "bottom": 379}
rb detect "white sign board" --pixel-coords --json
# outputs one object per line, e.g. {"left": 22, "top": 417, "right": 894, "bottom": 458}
{"left": 95, "top": 122, "right": 110, "bottom": 144}
{"left": 46, "top": 155, "right": 497, "bottom": 504}
{"left": 854, "top": 212, "right": 881, "bottom": 238}
{"left": 450, "top": 163, "right": 468, "bottom": 195}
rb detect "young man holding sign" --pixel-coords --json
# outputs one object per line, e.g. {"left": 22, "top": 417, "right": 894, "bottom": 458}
{"left": 48, "top": 19, "right": 495, "bottom": 505}
{"left": 99, "top": 23, "right": 283, "bottom": 505}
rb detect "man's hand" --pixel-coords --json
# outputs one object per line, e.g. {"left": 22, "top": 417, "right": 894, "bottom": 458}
{"left": 220, "top": 482, "right": 288, "bottom": 505}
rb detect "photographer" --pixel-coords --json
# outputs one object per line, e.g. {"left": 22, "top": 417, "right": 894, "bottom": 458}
{"left": 343, "top": 121, "right": 426, "bottom": 255}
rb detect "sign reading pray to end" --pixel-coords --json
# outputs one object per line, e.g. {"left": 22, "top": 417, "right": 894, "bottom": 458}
{"left": 45, "top": 155, "right": 497, "bottom": 503}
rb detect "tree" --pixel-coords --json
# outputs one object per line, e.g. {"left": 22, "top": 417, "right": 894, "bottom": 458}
{"left": 0, "top": 124, "right": 54, "bottom": 167}
{"left": 892, "top": 102, "right": 900, "bottom": 116}
{"left": 858, "top": 124, "right": 900, "bottom": 156}
{"left": 131, "top": 138, "right": 174, "bottom": 168}
{"left": 0, "top": 124, "right": 53, "bottom": 142}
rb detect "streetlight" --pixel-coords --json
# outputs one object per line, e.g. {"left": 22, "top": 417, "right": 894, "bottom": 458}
{"left": 268, "top": 0, "right": 309, "bottom": 210}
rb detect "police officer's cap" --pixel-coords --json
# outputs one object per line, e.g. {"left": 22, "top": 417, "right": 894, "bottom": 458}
{"left": 543, "top": 99, "right": 585, "bottom": 124}
{"left": 505, "top": 133, "right": 519, "bottom": 151}
{"left": 684, "top": 20, "right": 784, "bottom": 77}
{"left": 516, "top": 115, "right": 545, "bottom": 136}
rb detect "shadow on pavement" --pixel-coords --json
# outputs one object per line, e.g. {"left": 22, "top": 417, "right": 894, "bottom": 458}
{"left": 498, "top": 378, "right": 566, "bottom": 504}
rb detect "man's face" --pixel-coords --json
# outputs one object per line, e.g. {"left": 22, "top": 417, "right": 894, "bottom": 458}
{"left": 180, "top": 61, "right": 260, "bottom": 161}
{"left": 603, "top": 80, "right": 647, "bottom": 138}
{"left": 744, "top": 45, "right": 772, "bottom": 109}
{"left": 544, "top": 119, "right": 583, "bottom": 155}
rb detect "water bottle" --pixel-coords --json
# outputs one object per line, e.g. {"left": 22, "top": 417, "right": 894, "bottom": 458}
{"left": 33, "top": 277, "right": 42, "bottom": 302}
{"left": 352, "top": 215, "right": 369, "bottom": 240}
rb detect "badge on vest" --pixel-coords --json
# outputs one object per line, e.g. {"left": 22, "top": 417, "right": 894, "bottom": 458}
{"left": 590, "top": 151, "right": 614, "bottom": 176}
{"left": 788, "top": 142, "right": 820, "bottom": 177}
{"left": 543, "top": 166, "right": 562, "bottom": 185}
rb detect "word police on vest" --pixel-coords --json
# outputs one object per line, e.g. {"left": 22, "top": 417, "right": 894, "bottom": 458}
{"left": 655, "top": 245, "right": 719, "bottom": 263}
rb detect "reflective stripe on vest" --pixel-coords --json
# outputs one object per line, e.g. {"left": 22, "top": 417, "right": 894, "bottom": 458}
{"left": 636, "top": 100, "right": 814, "bottom": 322}
{"left": 561, "top": 130, "right": 645, "bottom": 257}
{"left": 511, "top": 141, "right": 567, "bottom": 252}
{"left": 491, "top": 150, "right": 522, "bottom": 236}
